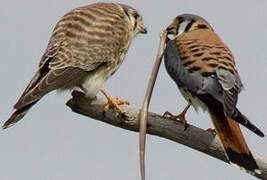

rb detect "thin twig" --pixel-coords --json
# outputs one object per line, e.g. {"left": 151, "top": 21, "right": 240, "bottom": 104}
{"left": 139, "top": 30, "right": 168, "bottom": 180}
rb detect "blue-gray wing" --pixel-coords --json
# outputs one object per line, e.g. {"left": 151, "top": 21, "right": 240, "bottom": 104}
{"left": 216, "top": 68, "right": 243, "bottom": 116}
{"left": 164, "top": 37, "right": 263, "bottom": 137}
{"left": 164, "top": 38, "right": 243, "bottom": 117}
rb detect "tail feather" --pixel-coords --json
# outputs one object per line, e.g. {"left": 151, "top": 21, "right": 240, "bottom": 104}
{"left": 3, "top": 101, "right": 38, "bottom": 129}
{"left": 233, "top": 108, "right": 264, "bottom": 137}
{"left": 4, "top": 67, "right": 86, "bottom": 129}
{"left": 209, "top": 108, "right": 261, "bottom": 175}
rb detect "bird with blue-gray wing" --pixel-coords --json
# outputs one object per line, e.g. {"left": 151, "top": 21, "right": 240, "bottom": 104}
{"left": 164, "top": 14, "right": 264, "bottom": 175}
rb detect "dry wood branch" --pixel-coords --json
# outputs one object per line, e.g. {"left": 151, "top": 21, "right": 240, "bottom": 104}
{"left": 66, "top": 91, "right": 267, "bottom": 180}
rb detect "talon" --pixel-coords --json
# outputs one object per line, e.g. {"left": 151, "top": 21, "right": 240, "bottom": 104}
{"left": 163, "top": 111, "right": 188, "bottom": 130}
{"left": 163, "top": 111, "right": 169, "bottom": 118}
{"left": 163, "top": 111, "right": 175, "bottom": 119}
{"left": 101, "top": 89, "right": 129, "bottom": 116}
{"left": 206, "top": 128, "right": 216, "bottom": 135}
{"left": 103, "top": 103, "right": 111, "bottom": 112}
{"left": 163, "top": 103, "right": 191, "bottom": 131}
{"left": 114, "top": 97, "right": 130, "bottom": 106}
{"left": 104, "top": 96, "right": 127, "bottom": 114}
{"left": 177, "top": 113, "right": 188, "bottom": 130}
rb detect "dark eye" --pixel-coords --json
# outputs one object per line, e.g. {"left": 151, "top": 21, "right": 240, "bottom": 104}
{"left": 198, "top": 24, "right": 208, "bottom": 29}
{"left": 133, "top": 13, "right": 138, "bottom": 19}
{"left": 133, "top": 13, "right": 139, "bottom": 29}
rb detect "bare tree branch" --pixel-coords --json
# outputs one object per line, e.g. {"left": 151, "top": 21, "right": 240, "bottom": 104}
{"left": 66, "top": 91, "right": 267, "bottom": 180}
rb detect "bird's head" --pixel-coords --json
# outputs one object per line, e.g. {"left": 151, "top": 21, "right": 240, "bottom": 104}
{"left": 166, "top": 14, "right": 213, "bottom": 37}
{"left": 120, "top": 4, "right": 147, "bottom": 35}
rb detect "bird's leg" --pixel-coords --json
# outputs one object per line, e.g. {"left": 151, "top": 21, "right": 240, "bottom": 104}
{"left": 100, "top": 89, "right": 130, "bottom": 115}
{"left": 177, "top": 103, "right": 191, "bottom": 127}
{"left": 163, "top": 103, "right": 191, "bottom": 130}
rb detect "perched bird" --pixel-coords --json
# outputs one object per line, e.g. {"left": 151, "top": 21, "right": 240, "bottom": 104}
{"left": 164, "top": 14, "right": 264, "bottom": 174}
{"left": 3, "top": 2, "right": 147, "bottom": 129}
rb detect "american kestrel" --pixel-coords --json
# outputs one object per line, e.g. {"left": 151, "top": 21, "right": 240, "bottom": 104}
{"left": 3, "top": 2, "right": 147, "bottom": 129}
{"left": 164, "top": 14, "right": 264, "bottom": 174}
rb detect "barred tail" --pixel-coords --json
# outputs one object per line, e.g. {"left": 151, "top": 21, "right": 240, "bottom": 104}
{"left": 209, "top": 108, "right": 261, "bottom": 175}
{"left": 3, "top": 101, "right": 38, "bottom": 129}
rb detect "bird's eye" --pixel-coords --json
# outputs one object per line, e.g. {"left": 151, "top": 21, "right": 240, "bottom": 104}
{"left": 198, "top": 24, "right": 208, "bottom": 29}
{"left": 133, "top": 14, "right": 139, "bottom": 30}
{"left": 133, "top": 11, "right": 139, "bottom": 19}
{"left": 134, "top": 21, "right": 137, "bottom": 30}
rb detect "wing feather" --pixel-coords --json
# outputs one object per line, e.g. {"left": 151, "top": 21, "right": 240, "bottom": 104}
{"left": 164, "top": 34, "right": 243, "bottom": 117}
{"left": 14, "top": 66, "right": 86, "bottom": 110}
{"left": 164, "top": 35, "right": 263, "bottom": 137}
{"left": 216, "top": 68, "right": 243, "bottom": 117}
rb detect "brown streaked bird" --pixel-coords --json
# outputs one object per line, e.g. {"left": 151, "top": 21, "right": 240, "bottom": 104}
{"left": 3, "top": 2, "right": 147, "bottom": 129}
{"left": 164, "top": 14, "right": 264, "bottom": 174}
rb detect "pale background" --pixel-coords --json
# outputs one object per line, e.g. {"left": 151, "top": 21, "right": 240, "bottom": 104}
{"left": 1, "top": 0, "right": 266, "bottom": 179}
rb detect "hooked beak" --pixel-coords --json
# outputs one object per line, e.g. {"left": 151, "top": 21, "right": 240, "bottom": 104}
{"left": 139, "top": 22, "right": 148, "bottom": 34}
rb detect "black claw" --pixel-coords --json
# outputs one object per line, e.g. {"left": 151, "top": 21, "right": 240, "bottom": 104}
{"left": 102, "top": 110, "right": 106, "bottom": 116}
{"left": 183, "top": 123, "right": 189, "bottom": 131}
{"left": 121, "top": 113, "right": 127, "bottom": 119}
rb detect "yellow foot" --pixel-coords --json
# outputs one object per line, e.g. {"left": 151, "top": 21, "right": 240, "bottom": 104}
{"left": 104, "top": 96, "right": 129, "bottom": 114}
{"left": 101, "top": 89, "right": 129, "bottom": 116}
{"left": 206, "top": 128, "right": 216, "bottom": 135}
{"left": 163, "top": 111, "right": 188, "bottom": 130}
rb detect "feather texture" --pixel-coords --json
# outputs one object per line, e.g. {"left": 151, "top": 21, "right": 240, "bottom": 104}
{"left": 4, "top": 2, "right": 147, "bottom": 129}
{"left": 164, "top": 14, "right": 264, "bottom": 174}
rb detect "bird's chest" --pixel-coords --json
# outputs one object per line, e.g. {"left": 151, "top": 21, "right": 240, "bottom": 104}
{"left": 81, "top": 51, "right": 126, "bottom": 98}
{"left": 111, "top": 49, "right": 128, "bottom": 74}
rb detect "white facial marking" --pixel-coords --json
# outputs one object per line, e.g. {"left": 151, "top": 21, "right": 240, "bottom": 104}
{"left": 128, "top": 13, "right": 136, "bottom": 28}
{"left": 178, "top": 20, "right": 190, "bottom": 36}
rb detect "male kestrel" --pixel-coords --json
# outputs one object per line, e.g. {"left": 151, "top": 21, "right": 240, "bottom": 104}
{"left": 164, "top": 14, "right": 264, "bottom": 174}
{"left": 3, "top": 2, "right": 147, "bottom": 129}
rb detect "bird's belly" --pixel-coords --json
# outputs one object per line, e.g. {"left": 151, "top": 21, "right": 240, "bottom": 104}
{"left": 82, "top": 72, "right": 105, "bottom": 99}
{"left": 82, "top": 62, "right": 120, "bottom": 99}
{"left": 179, "top": 88, "right": 208, "bottom": 112}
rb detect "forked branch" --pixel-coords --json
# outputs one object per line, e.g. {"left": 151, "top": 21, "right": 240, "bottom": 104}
{"left": 66, "top": 91, "right": 267, "bottom": 180}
